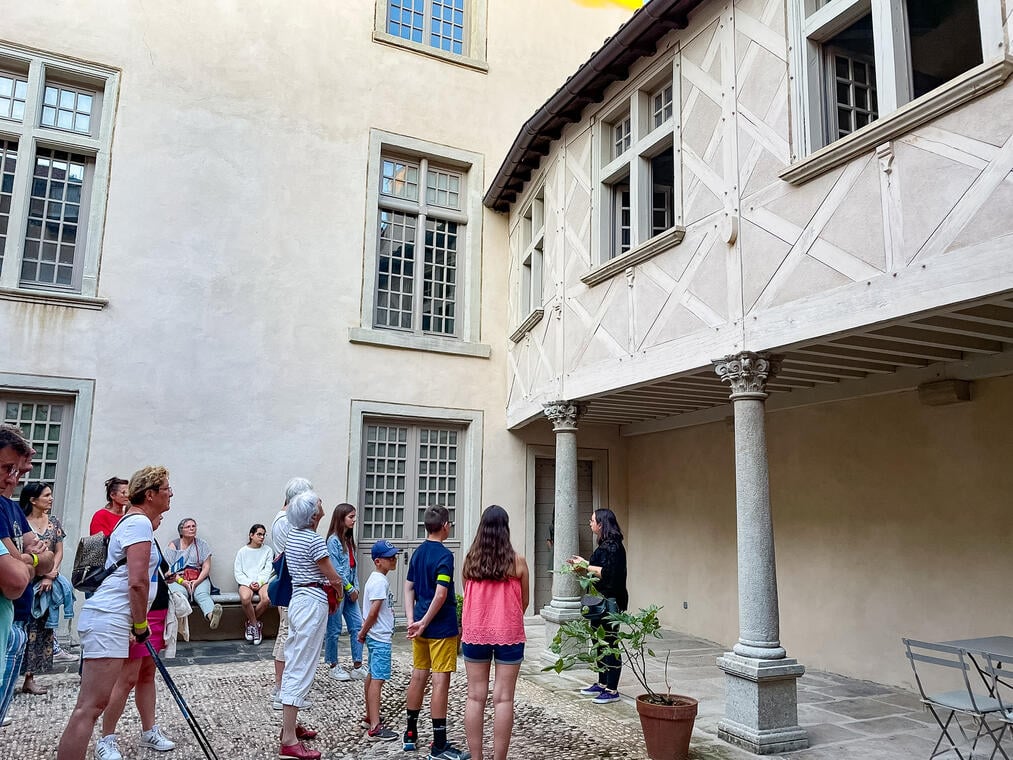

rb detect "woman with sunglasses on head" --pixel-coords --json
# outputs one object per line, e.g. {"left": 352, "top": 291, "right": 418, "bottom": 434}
{"left": 234, "top": 523, "right": 274, "bottom": 645}
{"left": 19, "top": 481, "right": 66, "bottom": 695}
{"left": 90, "top": 477, "right": 129, "bottom": 538}
{"left": 568, "top": 508, "right": 628, "bottom": 705}
{"left": 165, "top": 517, "right": 223, "bottom": 630}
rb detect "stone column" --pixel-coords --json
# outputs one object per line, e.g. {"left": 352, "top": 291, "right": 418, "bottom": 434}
{"left": 539, "top": 400, "right": 587, "bottom": 650}
{"left": 713, "top": 352, "right": 807, "bottom": 754}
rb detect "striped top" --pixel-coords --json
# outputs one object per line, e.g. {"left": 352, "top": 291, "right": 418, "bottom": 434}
{"left": 285, "top": 527, "right": 328, "bottom": 602}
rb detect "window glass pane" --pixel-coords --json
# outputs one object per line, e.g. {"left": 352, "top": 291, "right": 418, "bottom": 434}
{"left": 40, "top": 83, "right": 96, "bottom": 134}
{"left": 650, "top": 151, "right": 675, "bottom": 237}
{"left": 430, "top": 0, "right": 465, "bottom": 55}
{"left": 375, "top": 211, "right": 417, "bottom": 330}
{"left": 421, "top": 219, "right": 457, "bottom": 335}
{"left": 388, "top": 0, "right": 425, "bottom": 43}
{"left": 0, "top": 138, "right": 17, "bottom": 270}
{"left": 21, "top": 148, "right": 87, "bottom": 288}
{"left": 425, "top": 167, "right": 462, "bottom": 209}
{"left": 610, "top": 180, "right": 631, "bottom": 259}
{"left": 381, "top": 158, "right": 419, "bottom": 200}
{"left": 0, "top": 73, "right": 28, "bottom": 122}
{"left": 652, "top": 83, "right": 673, "bottom": 128}
{"left": 824, "top": 14, "right": 876, "bottom": 140}
{"left": 1, "top": 399, "right": 66, "bottom": 503}
{"left": 613, "top": 116, "right": 631, "bottom": 159}
{"left": 362, "top": 423, "right": 409, "bottom": 541}
{"left": 908, "top": 0, "right": 982, "bottom": 99}
{"left": 416, "top": 427, "right": 459, "bottom": 536}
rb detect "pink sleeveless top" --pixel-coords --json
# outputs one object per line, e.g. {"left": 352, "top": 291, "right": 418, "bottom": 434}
{"left": 461, "top": 575, "right": 526, "bottom": 645}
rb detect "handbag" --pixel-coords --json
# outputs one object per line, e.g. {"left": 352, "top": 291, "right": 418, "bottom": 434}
{"left": 581, "top": 594, "right": 618, "bottom": 625}
{"left": 70, "top": 515, "right": 131, "bottom": 593}
{"left": 267, "top": 553, "right": 292, "bottom": 607}
{"left": 324, "top": 583, "right": 341, "bottom": 615}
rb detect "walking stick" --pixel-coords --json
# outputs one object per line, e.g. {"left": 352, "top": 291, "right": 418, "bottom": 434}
{"left": 146, "top": 641, "right": 220, "bottom": 760}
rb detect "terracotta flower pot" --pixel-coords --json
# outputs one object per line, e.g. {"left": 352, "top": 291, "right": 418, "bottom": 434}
{"left": 635, "top": 694, "right": 698, "bottom": 760}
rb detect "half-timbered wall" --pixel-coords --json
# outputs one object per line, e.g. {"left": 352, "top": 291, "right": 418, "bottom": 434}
{"left": 506, "top": 0, "right": 1013, "bottom": 427}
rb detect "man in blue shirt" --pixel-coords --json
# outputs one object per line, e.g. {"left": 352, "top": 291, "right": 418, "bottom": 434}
{"left": 403, "top": 505, "right": 468, "bottom": 760}
{"left": 0, "top": 425, "right": 54, "bottom": 725}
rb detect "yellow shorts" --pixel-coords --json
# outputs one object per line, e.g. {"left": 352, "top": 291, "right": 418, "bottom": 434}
{"left": 412, "top": 635, "right": 459, "bottom": 673}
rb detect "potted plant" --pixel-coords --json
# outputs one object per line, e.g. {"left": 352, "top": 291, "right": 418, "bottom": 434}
{"left": 544, "top": 567, "right": 698, "bottom": 760}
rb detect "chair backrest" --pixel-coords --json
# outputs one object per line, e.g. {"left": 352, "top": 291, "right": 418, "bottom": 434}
{"left": 981, "top": 652, "right": 1013, "bottom": 720}
{"left": 903, "top": 638, "right": 980, "bottom": 710}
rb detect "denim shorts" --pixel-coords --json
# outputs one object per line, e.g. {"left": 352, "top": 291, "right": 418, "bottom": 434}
{"left": 366, "top": 638, "right": 392, "bottom": 681}
{"left": 461, "top": 641, "right": 525, "bottom": 665}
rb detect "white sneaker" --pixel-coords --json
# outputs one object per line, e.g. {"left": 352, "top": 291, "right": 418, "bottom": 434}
{"left": 140, "top": 725, "right": 176, "bottom": 751}
{"left": 208, "top": 603, "right": 223, "bottom": 630}
{"left": 95, "top": 734, "right": 123, "bottom": 760}
{"left": 253, "top": 622, "right": 263, "bottom": 646}
{"left": 244, "top": 622, "right": 254, "bottom": 642}
{"left": 349, "top": 666, "right": 368, "bottom": 680}
{"left": 329, "top": 666, "right": 352, "bottom": 682}
{"left": 53, "top": 649, "right": 78, "bottom": 663}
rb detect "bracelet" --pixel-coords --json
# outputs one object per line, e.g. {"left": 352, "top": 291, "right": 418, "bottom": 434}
{"left": 344, "top": 583, "right": 353, "bottom": 592}
{"left": 177, "top": 577, "right": 185, "bottom": 584}
{"left": 30, "top": 553, "right": 39, "bottom": 567}
{"left": 132, "top": 621, "right": 149, "bottom": 632}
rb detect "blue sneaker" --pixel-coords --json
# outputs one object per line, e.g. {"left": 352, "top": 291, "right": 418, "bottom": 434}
{"left": 579, "top": 683, "right": 605, "bottom": 696}
{"left": 403, "top": 729, "right": 418, "bottom": 751}
{"left": 428, "top": 744, "right": 471, "bottom": 760}
{"left": 592, "top": 689, "right": 621, "bottom": 705}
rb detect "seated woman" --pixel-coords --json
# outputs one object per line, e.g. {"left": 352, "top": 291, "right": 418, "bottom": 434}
{"left": 165, "top": 518, "right": 222, "bottom": 629}
{"left": 234, "top": 523, "right": 273, "bottom": 645}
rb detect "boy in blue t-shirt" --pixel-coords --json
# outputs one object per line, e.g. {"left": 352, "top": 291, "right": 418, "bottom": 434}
{"left": 357, "top": 540, "right": 399, "bottom": 742}
{"left": 403, "top": 506, "right": 467, "bottom": 760}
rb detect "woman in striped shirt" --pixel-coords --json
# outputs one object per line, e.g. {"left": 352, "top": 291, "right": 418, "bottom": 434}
{"left": 277, "top": 491, "right": 344, "bottom": 760}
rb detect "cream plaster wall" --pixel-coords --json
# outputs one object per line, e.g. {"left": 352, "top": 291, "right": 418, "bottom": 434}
{"left": 0, "top": 0, "right": 632, "bottom": 585}
{"left": 626, "top": 373, "right": 1013, "bottom": 689}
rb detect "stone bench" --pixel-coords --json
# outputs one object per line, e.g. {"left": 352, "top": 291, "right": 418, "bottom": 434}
{"left": 186, "top": 590, "right": 279, "bottom": 642}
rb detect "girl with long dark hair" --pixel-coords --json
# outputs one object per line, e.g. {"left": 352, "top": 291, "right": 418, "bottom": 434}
{"left": 568, "top": 508, "right": 628, "bottom": 705}
{"left": 461, "top": 505, "right": 529, "bottom": 760}
{"left": 324, "top": 503, "right": 364, "bottom": 680}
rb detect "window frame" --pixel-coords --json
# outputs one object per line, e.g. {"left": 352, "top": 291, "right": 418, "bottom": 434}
{"left": 0, "top": 373, "right": 94, "bottom": 544}
{"left": 787, "top": 0, "right": 1007, "bottom": 166}
{"left": 348, "top": 399, "right": 483, "bottom": 547}
{"left": 353, "top": 129, "right": 489, "bottom": 359}
{"left": 373, "top": 0, "right": 489, "bottom": 72}
{"left": 585, "top": 55, "right": 685, "bottom": 286}
{"left": 0, "top": 43, "right": 118, "bottom": 305}
{"left": 509, "top": 184, "right": 545, "bottom": 342}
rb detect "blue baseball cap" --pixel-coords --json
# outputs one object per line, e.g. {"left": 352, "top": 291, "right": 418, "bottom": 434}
{"left": 371, "top": 540, "right": 399, "bottom": 560}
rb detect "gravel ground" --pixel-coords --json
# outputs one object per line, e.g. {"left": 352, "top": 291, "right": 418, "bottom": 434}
{"left": 1, "top": 651, "right": 650, "bottom": 759}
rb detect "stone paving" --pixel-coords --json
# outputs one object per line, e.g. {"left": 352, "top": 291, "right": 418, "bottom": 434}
{"left": 2, "top": 620, "right": 1011, "bottom": 759}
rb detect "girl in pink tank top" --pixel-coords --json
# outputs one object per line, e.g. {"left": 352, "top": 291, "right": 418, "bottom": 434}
{"left": 460, "top": 505, "right": 529, "bottom": 760}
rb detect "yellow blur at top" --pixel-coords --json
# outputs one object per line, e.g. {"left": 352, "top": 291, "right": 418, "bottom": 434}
{"left": 571, "top": 0, "right": 643, "bottom": 10}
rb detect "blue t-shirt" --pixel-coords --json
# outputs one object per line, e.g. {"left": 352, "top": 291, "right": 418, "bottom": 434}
{"left": 406, "top": 539, "right": 457, "bottom": 639}
{"left": 0, "top": 496, "right": 33, "bottom": 622}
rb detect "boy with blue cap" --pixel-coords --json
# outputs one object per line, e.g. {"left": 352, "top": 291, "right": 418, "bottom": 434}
{"left": 357, "top": 539, "right": 399, "bottom": 742}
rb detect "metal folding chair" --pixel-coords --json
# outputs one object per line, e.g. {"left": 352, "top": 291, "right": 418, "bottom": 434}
{"left": 979, "top": 652, "right": 1013, "bottom": 759}
{"left": 903, "top": 638, "right": 1006, "bottom": 760}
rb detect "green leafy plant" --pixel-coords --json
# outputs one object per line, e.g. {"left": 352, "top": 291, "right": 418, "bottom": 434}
{"left": 543, "top": 564, "right": 682, "bottom": 706}
{"left": 455, "top": 592, "right": 464, "bottom": 632}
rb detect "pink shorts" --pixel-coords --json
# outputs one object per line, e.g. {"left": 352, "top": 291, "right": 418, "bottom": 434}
{"left": 129, "top": 608, "right": 168, "bottom": 659}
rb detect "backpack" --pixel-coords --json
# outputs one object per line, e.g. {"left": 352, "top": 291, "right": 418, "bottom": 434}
{"left": 71, "top": 514, "right": 131, "bottom": 593}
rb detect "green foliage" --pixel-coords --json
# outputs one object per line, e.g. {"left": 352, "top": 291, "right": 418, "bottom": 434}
{"left": 455, "top": 593, "right": 464, "bottom": 630}
{"left": 543, "top": 563, "right": 675, "bottom": 703}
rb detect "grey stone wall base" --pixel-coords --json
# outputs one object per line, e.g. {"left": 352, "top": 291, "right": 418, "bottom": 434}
{"left": 717, "top": 652, "right": 808, "bottom": 754}
{"left": 718, "top": 719, "right": 809, "bottom": 754}
{"left": 540, "top": 602, "right": 584, "bottom": 661}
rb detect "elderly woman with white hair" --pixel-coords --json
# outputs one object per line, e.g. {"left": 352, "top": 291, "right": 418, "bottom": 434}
{"left": 278, "top": 491, "right": 343, "bottom": 760}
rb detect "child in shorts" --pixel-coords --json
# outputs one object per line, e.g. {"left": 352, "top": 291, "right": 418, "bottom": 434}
{"left": 357, "top": 540, "right": 399, "bottom": 742}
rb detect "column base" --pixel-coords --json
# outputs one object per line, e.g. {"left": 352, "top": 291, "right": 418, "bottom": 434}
{"left": 716, "top": 652, "right": 808, "bottom": 755}
{"left": 540, "top": 598, "right": 583, "bottom": 662}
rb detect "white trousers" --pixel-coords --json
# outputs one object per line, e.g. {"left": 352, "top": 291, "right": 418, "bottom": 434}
{"left": 280, "top": 588, "right": 327, "bottom": 707}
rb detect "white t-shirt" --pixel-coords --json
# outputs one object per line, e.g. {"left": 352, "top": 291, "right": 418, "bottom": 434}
{"left": 83, "top": 513, "right": 159, "bottom": 615}
{"left": 271, "top": 510, "right": 291, "bottom": 554}
{"left": 363, "top": 570, "right": 394, "bottom": 643}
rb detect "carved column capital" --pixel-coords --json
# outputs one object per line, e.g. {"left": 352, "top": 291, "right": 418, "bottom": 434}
{"left": 713, "top": 352, "right": 781, "bottom": 399}
{"left": 543, "top": 400, "right": 587, "bottom": 432}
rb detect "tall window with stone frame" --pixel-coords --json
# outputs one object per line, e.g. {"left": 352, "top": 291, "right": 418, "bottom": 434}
{"left": 374, "top": 153, "right": 466, "bottom": 337}
{"left": 1, "top": 395, "right": 72, "bottom": 510}
{"left": 359, "top": 419, "right": 461, "bottom": 541}
{"left": 599, "top": 66, "right": 678, "bottom": 263}
{"left": 0, "top": 45, "right": 117, "bottom": 296}
{"left": 794, "top": 0, "right": 996, "bottom": 151}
